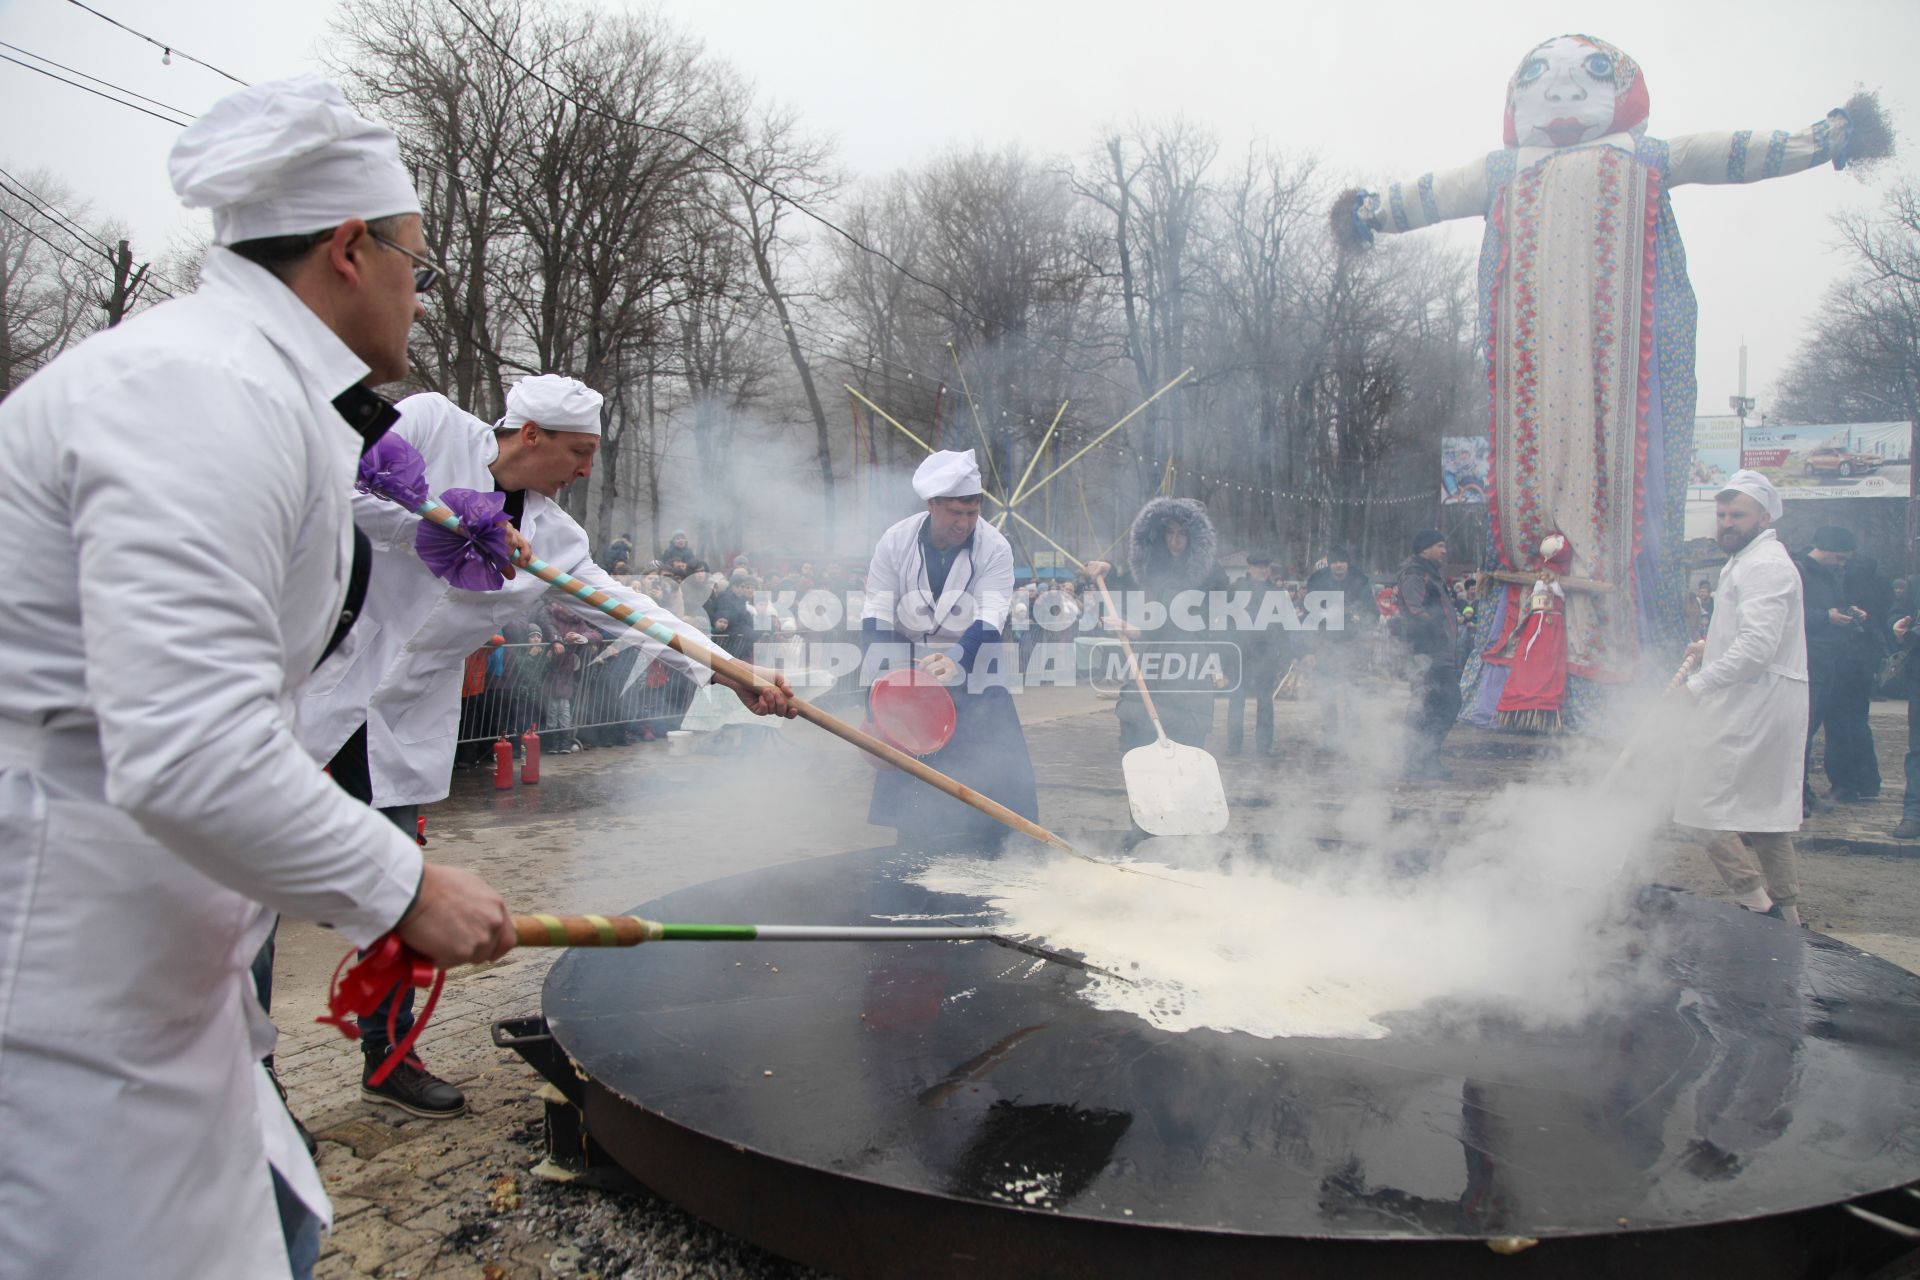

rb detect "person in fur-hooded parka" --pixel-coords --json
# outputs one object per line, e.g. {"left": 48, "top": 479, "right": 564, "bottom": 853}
{"left": 1086, "top": 497, "right": 1233, "bottom": 751}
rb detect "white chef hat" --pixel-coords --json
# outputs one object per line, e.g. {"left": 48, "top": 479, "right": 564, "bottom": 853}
{"left": 1717, "top": 468, "right": 1783, "bottom": 521}
{"left": 502, "top": 374, "right": 603, "bottom": 435}
{"left": 169, "top": 75, "right": 422, "bottom": 246}
{"left": 913, "top": 449, "right": 983, "bottom": 501}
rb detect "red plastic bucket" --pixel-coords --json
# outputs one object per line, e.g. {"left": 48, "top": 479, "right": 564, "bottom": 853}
{"left": 866, "top": 667, "right": 957, "bottom": 758}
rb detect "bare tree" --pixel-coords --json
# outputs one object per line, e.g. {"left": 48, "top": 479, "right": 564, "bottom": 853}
{"left": 1776, "top": 178, "right": 1920, "bottom": 428}
{"left": 1075, "top": 120, "right": 1218, "bottom": 498}
{"left": 671, "top": 200, "right": 777, "bottom": 554}
{"left": 331, "top": 0, "right": 541, "bottom": 415}
{"left": 709, "top": 90, "right": 842, "bottom": 545}
{"left": 913, "top": 146, "right": 1101, "bottom": 509}
{"left": 333, "top": 0, "right": 755, "bottom": 542}
{"left": 1193, "top": 145, "right": 1319, "bottom": 549}
{"left": 0, "top": 173, "right": 101, "bottom": 396}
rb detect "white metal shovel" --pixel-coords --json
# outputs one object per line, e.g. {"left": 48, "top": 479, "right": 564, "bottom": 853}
{"left": 1093, "top": 575, "right": 1231, "bottom": 836}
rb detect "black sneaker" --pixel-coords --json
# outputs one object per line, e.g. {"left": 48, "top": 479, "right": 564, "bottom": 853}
{"left": 361, "top": 1051, "right": 467, "bottom": 1119}
{"left": 1893, "top": 818, "right": 1920, "bottom": 840}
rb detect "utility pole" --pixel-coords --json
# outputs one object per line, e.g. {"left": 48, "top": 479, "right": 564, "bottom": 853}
{"left": 1728, "top": 340, "right": 1756, "bottom": 429}
{"left": 98, "top": 240, "right": 151, "bottom": 328}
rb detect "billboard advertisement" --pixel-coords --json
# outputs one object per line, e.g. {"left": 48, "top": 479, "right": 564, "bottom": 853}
{"left": 1687, "top": 415, "right": 1743, "bottom": 499}
{"left": 1742, "top": 422, "right": 1910, "bottom": 500}
{"left": 1691, "top": 419, "right": 1911, "bottom": 501}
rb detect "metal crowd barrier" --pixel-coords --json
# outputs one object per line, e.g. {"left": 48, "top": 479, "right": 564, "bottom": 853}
{"left": 454, "top": 641, "right": 702, "bottom": 746}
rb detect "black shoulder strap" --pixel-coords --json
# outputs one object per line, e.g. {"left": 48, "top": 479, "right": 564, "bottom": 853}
{"left": 315, "top": 386, "right": 398, "bottom": 668}
{"left": 317, "top": 526, "right": 372, "bottom": 668}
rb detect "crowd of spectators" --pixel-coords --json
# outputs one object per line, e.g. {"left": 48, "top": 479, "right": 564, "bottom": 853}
{"left": 452, "top": 531, "right": 882, "bottom": 759}
{"left": 469, "top": 519, "right": 1920, "bottom": 833}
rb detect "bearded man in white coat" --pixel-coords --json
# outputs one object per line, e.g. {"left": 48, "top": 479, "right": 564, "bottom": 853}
{"left": 1673, "top": 470, "right": 1809, "bottom": 926}
{"left": 0, "top": 78, "right": 518, "bottom": 1279}
{"left": 297, "top": 375, "right": 793, "bottom": 1113}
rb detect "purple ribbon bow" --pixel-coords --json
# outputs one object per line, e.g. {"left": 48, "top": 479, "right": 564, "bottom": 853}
{"left": 416, "top": 487, "right": 514, "bottom": 591}
{"left": 354, "top": 433, "right": 430, "bottom": 509}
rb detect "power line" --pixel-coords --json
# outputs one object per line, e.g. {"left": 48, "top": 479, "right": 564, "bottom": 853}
{"left": 62, "top": 0, "right": 249, "bottom": 85}
{"left": 0, "top": 205, "right": 111, "bottom": 281}
{"left": 0, "top": 40, "right": 195, "bottom": 117}
{"left": 0, "top": 170, "right": 182, "bottom": 301}
{"left": 0, "top": 170, "right": 112, "bottom": 255}
{"left": 0, "top": 52, "right": 192, "bottom": 127}
{"left": 0, "top": 202, "right": 174, "bottom": 315}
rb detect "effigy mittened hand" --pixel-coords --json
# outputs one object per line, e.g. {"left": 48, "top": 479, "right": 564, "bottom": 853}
{"left": 416, "top": 487, "right": 514, "bottom": 592}
{"left": 1833, "top": 89, "right": 1897, "bottom": 173}
{"left": 1330, "top": 188, "right": 1376, "bottom": 249}
{"left": 354, "top": 432, "right": 429, "bottom": 509}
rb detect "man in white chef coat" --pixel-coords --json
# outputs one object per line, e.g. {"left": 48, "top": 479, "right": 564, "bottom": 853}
{"left": 0, "top": 77, "right": 518, "bottom": 1278}
{"left": 1672, "top": 470, "right": 1810, "bottom": 926}
{"left": 298, "top": 374, "right": 794, "bottom": 1114}
{"left": 860, "top": 450, "right": 1038, "bottom": 841}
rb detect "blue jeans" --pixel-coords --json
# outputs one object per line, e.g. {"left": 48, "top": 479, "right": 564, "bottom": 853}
{"left": 318, "top": 723, "right": 422, "bottom": 1055}
{"left": 273, "top": 1167, "right": 321, "bottom": 1279}
{"left": 358, "top": 803, "right": 420, "bottom": 1055}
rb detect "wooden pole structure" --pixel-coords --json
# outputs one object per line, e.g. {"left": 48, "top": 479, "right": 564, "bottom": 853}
{"left": 947, "top": 342, "right": 1006, "bottom": 500}
{"left": 1007, "top": 400, "right": 1070, "bottom": 508}
{"left": 1475, "top": 569, "right": 1615, "bottom": 595}
{"left": 1011, "top": 368, "right": 1194, "bottom": 508}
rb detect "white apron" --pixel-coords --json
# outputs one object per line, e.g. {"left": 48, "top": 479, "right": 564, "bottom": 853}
{"left": 1673, "top": 529, "right": 1809, "bottom": 833}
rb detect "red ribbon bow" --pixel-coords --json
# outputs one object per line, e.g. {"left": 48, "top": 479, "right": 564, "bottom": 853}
{"left": 317, "top": 932, "right": 446, "bottom": 1086}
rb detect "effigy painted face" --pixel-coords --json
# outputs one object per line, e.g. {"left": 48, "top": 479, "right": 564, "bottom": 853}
{"left": 1504, "top": 34, "right": 1649, "bottom": 149}
{"left": 1511, "top": 37, "right": 1617, "bottom": 147}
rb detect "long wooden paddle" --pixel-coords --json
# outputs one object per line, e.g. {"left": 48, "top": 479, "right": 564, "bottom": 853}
{"left": 412, "top": 496, "right": 1102, "bottom": 863}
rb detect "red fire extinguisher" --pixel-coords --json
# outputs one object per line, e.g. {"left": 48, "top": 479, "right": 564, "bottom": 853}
{"left": 520, "top": 723, "right": 541, "bottom": 785}
{"left": 492, "top": 737, "right": 515, "bottom": 790}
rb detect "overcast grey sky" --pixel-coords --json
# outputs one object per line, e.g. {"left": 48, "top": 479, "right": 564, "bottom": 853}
{"left": 2, "top": 0, "right": 1915, "bottom": 415}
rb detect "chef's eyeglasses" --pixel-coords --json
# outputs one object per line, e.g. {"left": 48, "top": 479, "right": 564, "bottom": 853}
{"left": 368, "top": 230, "right": 446, "bottom": 293}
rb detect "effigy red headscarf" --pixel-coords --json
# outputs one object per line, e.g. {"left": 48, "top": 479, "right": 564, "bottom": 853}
{"left": 1502, "top": 34, "right": 1650, "bottom": 147}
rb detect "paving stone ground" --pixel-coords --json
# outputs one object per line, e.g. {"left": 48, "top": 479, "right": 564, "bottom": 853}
{"left": 268, "top": 683, "right": 1920, "bottom": 1279}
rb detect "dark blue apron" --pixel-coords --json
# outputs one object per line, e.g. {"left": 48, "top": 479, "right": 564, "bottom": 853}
{"left": 866, "top": 520, "right": 1039, "bottom": 847}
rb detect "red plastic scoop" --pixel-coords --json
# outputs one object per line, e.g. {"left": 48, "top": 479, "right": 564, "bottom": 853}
{"left": 866, "top": 667, "right": 957, "bottom": 757}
